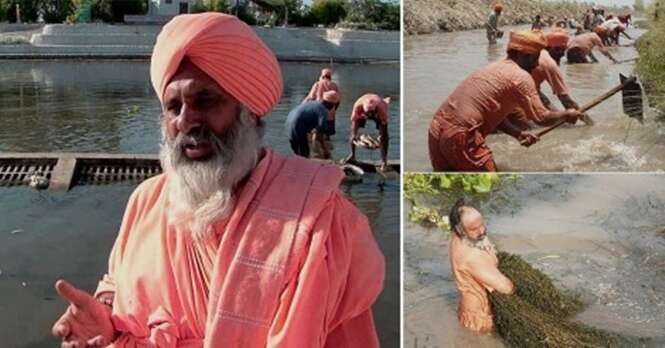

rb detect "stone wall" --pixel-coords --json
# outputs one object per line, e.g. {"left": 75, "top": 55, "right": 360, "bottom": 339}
{"left": 1, "top": 23, "right": 399, "bottom": 62}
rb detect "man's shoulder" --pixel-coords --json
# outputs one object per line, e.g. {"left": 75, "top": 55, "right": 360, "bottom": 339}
{"left": 128, "top": 173, "right": 167, "bottom": 208}
{"left": 281, "top": 154, "right": 344, "bottom": 189}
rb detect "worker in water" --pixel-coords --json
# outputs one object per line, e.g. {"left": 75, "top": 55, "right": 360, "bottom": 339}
{"left": 303, "top": 67, "right": 340, "bottom": 133}
{"left": 532, "top": 15, "right": 546, "bottom": 30}
{"left": 486, "top": 4, "right": 503, "bottom": 44}
{"left": 566, "top": 31, "right": 618, "bottom": 63}
{"left": 428, "top": 30, "right": 583, "bottom": 172}
{"left": 286, "top": 90, "right": 340, "bottom": 159}
{"left": 509, "top": 29, "right": 591, "bottom": 130}
{"left": 345, "top": 93, "right": 391, "bottom": 171}
{"left": 448, "top": 198, "right": 515, "bottom": 332}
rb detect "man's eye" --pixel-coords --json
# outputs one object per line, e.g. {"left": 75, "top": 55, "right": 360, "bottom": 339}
{"left": 167, "top": 103, "right": 181, "bottom": 113}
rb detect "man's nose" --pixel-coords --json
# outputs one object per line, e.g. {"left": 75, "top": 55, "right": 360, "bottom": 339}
{"left": 176, "top": 103, "right": 203, "bottom": 134}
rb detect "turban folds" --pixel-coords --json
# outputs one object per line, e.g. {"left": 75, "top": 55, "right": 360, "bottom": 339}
{"left": 150, "top": 13, "right": 283, "bottom": 117}
{"left": 507, "top": 31, "right": 547, "bottom": 54}
{"left": 545, "top": 29, "right": 569, "bottom": 47}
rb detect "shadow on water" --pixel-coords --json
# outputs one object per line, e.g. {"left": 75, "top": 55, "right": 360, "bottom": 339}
{"left": 404, "top": 25, "right": 665, "bottom": 172}
{"left": 0, "top": 61, "right": 399, "bottom": 347}
{"left": 404, "top": 174, "right": 665, "bottom": 347}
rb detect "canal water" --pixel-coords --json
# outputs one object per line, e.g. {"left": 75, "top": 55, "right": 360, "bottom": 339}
{"left": 0, "top": 61, "right": 400, "bottom": 347}
{"left": 404, "top": 174, "right": 665, "bottom": 347}
{"left": 404, "top": 25, "right": 665, "bottom": 172}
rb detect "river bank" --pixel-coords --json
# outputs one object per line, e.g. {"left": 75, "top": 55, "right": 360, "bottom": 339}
{"left": 0, "top": 23, "right": 398, "bottom": 62}
{"left": 404, "top": 0, "right": 625, "bottom": 35}
{"left": 635, "top": 1, "right": 665, "bottom": 114}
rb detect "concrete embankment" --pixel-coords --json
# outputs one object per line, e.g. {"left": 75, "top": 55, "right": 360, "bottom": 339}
{"left": 405, "top": 0, "right": 619, "bottom": 35}
{"left": 0, "top": 23, "right": 398, "bottom": 62}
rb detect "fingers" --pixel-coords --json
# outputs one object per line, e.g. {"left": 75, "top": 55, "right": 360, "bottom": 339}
{"left": 55, "top": 279, "right": 91, "bottom": 308}
{"left": 86, "top": 335, "right": 107, "bottom": 348}
{"left": 61, "top": 339, "right": 85, "bottom": 348}
{"left": 52, "top": 319, "right": 71, "bottom": 338}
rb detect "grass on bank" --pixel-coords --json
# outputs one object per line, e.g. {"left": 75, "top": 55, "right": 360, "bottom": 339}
{"left": 635, "top": 0, "right": 665, "bottom": 113}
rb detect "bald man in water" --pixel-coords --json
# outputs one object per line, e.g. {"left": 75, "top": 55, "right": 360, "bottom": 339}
{"left": 448, "top": 199, "right": 514, "bottom": 333}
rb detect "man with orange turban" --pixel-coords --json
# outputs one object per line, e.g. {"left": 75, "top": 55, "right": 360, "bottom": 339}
{"left": 51, "top": 13, "right": 385, "bottom": 348}
{"left": 566, "top": 31, "right": 618, "bottom": 63}
{"left": 509, "top": 29, "right": 589, "bottom": 130}
{"left": 428, "top": 30, "right": 583, "bottom": 171}
{"left": 486, "top": 4, "right": 504, "bottom": 44}
{"left": 346, "top": 93, "right": 391, "bottom": 171}
{"left": 286, "top": 90, "right": 339, "bottom": 158}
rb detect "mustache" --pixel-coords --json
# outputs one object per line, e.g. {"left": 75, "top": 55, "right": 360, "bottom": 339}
{"left": 174, "top": 127, "right": 215, "bottom": 149}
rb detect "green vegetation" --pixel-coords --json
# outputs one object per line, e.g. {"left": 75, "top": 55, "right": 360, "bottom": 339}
{"left": 404, "top": 173, "right": 520, "bottom": 233}
{"left": 635, "top": 0, "right": 665, "bottom": 113}
{"left": 491, "top": 252, "right": 641, "bottom": 347}
{"left": 0, "top": 0, "right": 146, "bottom": 23}
{"left": 0, "top": 0, "right": 396, "bottom": 30}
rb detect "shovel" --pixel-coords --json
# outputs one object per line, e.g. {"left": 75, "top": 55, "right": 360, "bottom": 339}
{"left": 528, "top": 74, "right": 644, "bottom": 141}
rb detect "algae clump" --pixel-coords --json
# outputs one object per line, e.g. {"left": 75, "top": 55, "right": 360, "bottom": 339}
{"left": 490, "top": 252, "right": 642, "bottom": 348}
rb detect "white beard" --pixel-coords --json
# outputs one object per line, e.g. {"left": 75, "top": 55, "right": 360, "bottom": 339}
{"left": 159, "top": 108, "right": 264, "bottom": 243}
{"left": 462, "top": 235, "right": 497, "bottom": 254}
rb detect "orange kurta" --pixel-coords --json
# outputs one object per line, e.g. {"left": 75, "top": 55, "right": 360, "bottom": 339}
{"left": 96, "top": 148, "right": 385, "bottom": 347}
{"left": 449, "top": 235, "right": 499, "bottom": 333}
{"left": 531, "top": 50, "right": 569, "bottom": 96}
{"left": 567, "top": 32, "right": 604, "bottom": 56}
{"left": 428, "top": 59, "right": 548, "bottom": 171}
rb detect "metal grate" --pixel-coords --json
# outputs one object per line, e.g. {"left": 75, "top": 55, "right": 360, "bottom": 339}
{"left": 0, "top": 159, "right": 56, "bottom": 187}
{"left": 75, "top": 159, "right": 162, "bottom": 186}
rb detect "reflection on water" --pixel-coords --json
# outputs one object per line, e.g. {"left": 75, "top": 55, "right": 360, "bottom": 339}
{"left": 404, "top": 25, "right": 665, "bottom": 172}
{"left": 0, "top": 61, "right": 399, "bottom": 347}
{"left": 405, "top": 174, "right": 665, "bottom": 347}
{"left": 0, "top": 61, "right": 400, "bottom": 162}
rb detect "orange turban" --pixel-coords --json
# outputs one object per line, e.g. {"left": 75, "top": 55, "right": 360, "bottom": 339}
{"left": 593, "top": 25, "right": 609, "bottom": 36}
{"left": 507, "top": 31, "right": 547, "bottom": 54}
{"left": 545, "top": 29, "right": 569, "bottom": 47}
{"left": 494, "top": 3, "right": 503, "bottom": 11}
{"left": 322, "top": 90, "right": 339, "bottom": 104}
{"left": 150, "top": 13, "right": 283, "bottom": 117}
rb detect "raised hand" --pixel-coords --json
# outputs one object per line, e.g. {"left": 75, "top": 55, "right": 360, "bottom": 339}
{"left": 52, "top": 280, "right": 116, "bottom": 347}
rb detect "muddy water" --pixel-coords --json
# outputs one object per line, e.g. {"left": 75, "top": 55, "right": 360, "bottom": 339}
{"left": 404, "top": 25, "right": 665, "bottom": 172}
{"left": 405, "top": 174, "right": 665, "bottom": 347}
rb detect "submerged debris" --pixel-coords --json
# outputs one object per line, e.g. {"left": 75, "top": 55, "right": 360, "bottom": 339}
{"left": 26, "top": 173, "right": 49, "bottom": 190}
{"left": 490, "top": 252, "right": 644, "bottom": 348}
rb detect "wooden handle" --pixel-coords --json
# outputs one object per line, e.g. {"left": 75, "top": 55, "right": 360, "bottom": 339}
{"left": 535, "top": 76, "right": 636, "bottom": 138}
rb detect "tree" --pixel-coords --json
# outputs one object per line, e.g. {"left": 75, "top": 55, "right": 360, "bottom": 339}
{"left": 310, "top": 0, "right": 346, "bottom": 26}
{"left": 41, "top": 0, "right": 74, "bottom": 23}
{"left": 110, "top": 0, "right": 147, "bottom": 22}
{"left": 1, "top": 0, "right": 41, "bottom": 22}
